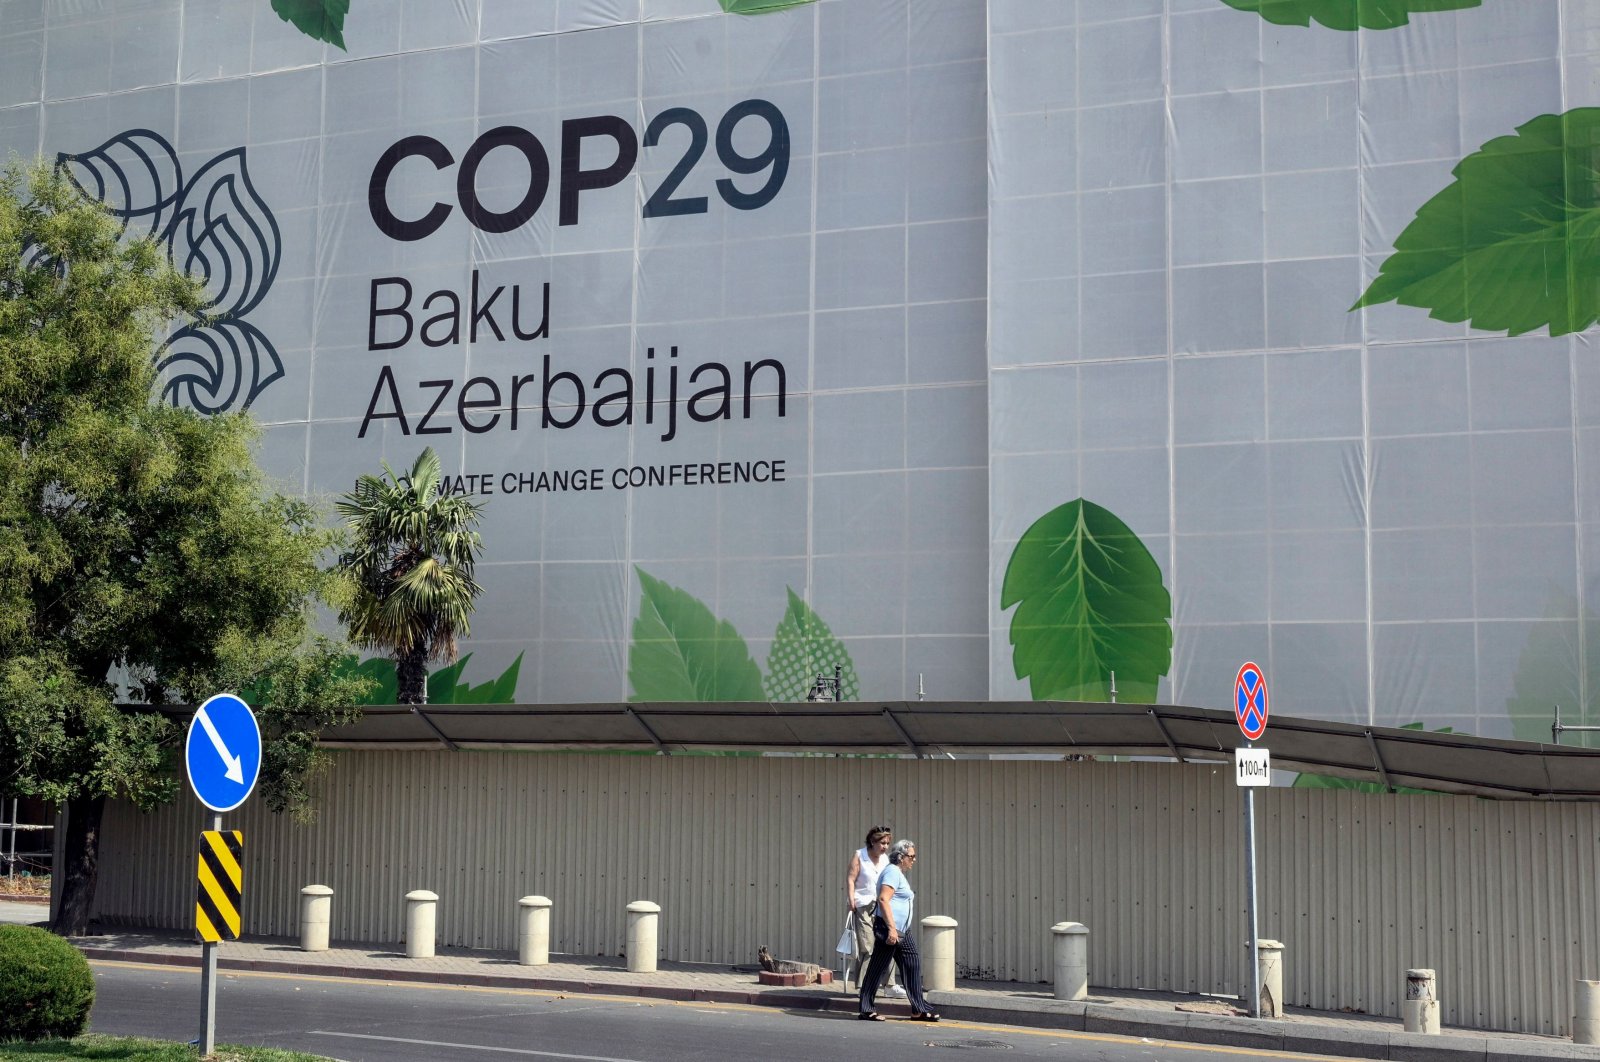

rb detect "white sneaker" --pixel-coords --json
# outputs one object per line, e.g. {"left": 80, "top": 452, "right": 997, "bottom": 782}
{"left": 887, "top": 985, "right": 908, "bottom": 997}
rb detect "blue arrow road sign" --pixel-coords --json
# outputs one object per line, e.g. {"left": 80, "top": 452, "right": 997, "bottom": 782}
{"left": 186, "top": 693, "right": 262, "bottom": 813}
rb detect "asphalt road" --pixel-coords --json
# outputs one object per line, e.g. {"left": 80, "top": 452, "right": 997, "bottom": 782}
{"left": 86, "top": 959, "right": 1361, "bottom": 1062}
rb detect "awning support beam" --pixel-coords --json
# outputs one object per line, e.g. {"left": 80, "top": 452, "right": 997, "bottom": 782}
{"left": 410, "top": 706, "right": 458, "bottom": 752}
{"left": 626, "top": 707, "right": 668, "bottom": 755}
{"left": 1364, "top": 729, "right": 1393, "bottom": 793}
{"left": 1149, "top": 708, "right": 1186, "bottom": 763}
{"left": 881, "top": 707, "right": 923, "bottom": 759}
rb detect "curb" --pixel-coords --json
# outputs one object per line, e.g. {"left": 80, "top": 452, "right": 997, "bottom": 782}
{"left": 923, "top": 996, "right": 1599, "bottom": 1062}
{"left": 78, "top": 946, "right": 1596, "bottom": 1062}
{"left": 80, "top": 947, "right": 877, "bottom": 1012}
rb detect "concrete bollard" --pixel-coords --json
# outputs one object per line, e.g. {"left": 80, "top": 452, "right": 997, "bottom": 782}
{"left": 921, "top": 916, "right": 958, "bottom": 992}
{"left": 1403, "top": 969, "right": 1440, "bottom": 1035}
{"left": 1256, "top": 939, "right": 1284, "bottom": 1019}
{"left": 299, "top": 884, "right": 333, "bottom": 952}
{"left": 518, "top": 896, "right": 552, "bottom": 966}
{"left": 1575, "top": 980, "right": 1600, "bottom": 1044}
{"left": 1051, "top": 922, "right": 1090, "bottom": 1001}
{"left": 626, "top": 900, "right": 661, "bottom": 973}
{"left": 405, "top": 889, "right": 438, "bottom": 959}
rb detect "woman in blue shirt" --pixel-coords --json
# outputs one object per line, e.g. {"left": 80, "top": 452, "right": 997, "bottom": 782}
{"left": 857, "top": 838, "right": 939, "bottom": 1021}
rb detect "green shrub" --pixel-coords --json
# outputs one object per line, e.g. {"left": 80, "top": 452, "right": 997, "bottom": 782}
{"left": 0, "top": 924, "right": 95, "bottom": 1041}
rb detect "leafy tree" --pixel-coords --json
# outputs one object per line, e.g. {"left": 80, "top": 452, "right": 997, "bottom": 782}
{"left": 335, "top": 447, "right": 485, "bottom": 705}
{"left": 0, "top": 161, "right": 369, "bottom": 936}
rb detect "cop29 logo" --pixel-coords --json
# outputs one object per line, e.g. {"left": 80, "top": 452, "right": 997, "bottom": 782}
{"left": 57, "top": 129, "right": 283, "bottom": 415}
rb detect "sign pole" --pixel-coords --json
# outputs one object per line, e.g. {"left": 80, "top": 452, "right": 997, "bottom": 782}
{"left": 200, "top": 811, "right": 221, "bottom": 1056}
{"left": 1232, "top": 662, "right": 1270, "bottom": 1021}
{"left": 186, "top": 693, "right": 260, "bottom": 1058}
{"left": 1243, "top": 752, "right": 1261, "bottom": 1020}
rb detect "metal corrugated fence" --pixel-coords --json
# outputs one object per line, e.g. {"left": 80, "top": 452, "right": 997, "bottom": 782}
{"left": 91, "top": 753, "right": 1599, "bottom": 1034}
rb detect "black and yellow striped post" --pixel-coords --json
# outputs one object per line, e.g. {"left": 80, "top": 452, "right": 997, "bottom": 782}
{"left": 196, "top": 825, "right": 242, "bottom": 1054}
{"left": 196, "top": 830, "right": 243, "bottom": 943}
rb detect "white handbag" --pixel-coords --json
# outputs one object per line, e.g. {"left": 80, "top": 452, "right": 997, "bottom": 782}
{"left": 835, "top": 913, "right": 854, "bottom": 955}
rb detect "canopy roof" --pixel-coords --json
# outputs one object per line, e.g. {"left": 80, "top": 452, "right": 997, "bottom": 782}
{"left": 310, "top": 700, "right": 1600, "bottom": 801}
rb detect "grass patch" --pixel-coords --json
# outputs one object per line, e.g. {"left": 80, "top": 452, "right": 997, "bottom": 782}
{"left": 0, "top": 1034, "right": 335, "bottom": 1061}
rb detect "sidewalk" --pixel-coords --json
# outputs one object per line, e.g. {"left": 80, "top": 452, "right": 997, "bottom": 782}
{"left": 3, "top": 897, "right": 1591, "bottom": 1062}
{"left": 8, "top": 907, "right": 1577, "bottom": 1062}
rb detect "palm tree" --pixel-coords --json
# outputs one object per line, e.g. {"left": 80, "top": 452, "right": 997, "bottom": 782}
{"left": 335, "top": 447, "right": 485, "bottom": 704}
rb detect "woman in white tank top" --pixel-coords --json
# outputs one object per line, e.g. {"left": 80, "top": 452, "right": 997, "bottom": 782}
{"left": 844, "top": 826, "right": 900, "bottom": 993}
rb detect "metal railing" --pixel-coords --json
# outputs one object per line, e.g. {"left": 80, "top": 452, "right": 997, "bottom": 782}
{"left": 1, "top": 797, "right": 53, "bottom": 882}
{"left": 1551, "top": 704, "right": 1600, "bottom": 746}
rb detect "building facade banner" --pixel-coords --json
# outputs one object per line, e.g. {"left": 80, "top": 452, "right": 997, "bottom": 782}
{"left": 988, "top": 0, "right": 1600, "bottom": 743}
{"left": 2, "top": 0, "right": 1596, "bottom": 741}
{"left": 0, "top": 0, "right": 990, "bottom": 707}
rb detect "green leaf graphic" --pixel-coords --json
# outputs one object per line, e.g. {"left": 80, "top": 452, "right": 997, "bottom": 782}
{"left": 1000, "top": 499, "right": 1173, "bottom": 703}
{"left": 763, "top": 588, "right": 860, "bottom": 701}
{"left": 340, "top": 656, "right": 399, "bottom": 706}
{"left": 427, "top": 655, "right": 470, "bottom": 705}
{"left": 720, "top": 0, "right": 818, "bottom": 13}
{"left": 1217, "top": 0, "right": 1480, "bottom": 30}
{"left": 460, "top": 652, "right": 524, "bottom": 704}
{"left": 1355, "top": 108, "right": 1600, "bottom": 337}
{"left": 629, "top": 568, "right": 764, "bottom": 701}
{"left": 271, "top": 0, "right": 350, "bottom": 50}
{"left": 340, "top": 652, "right": 522, "bottom": 705}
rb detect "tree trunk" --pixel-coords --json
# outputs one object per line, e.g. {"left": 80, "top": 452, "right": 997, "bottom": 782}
{"left": 396, "top": 645, "right": 429, "bottom": 705}
{"left": 51, "top": 794, "right": 105, "bottom": 937}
